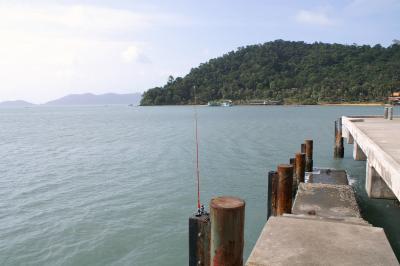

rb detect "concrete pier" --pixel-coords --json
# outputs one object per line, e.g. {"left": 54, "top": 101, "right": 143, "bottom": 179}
{"left": 246, "top": 216, "right": 398, "bottom": 266}
{"left": 341, "top": 116, "right": 399, "bottom": 200}
{"left": 246, "top": 168, "right": 399, "bottom": 265}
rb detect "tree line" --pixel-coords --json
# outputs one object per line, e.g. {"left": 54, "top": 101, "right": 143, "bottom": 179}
{"left": 140, "top": 40, "right": 400, "bottom": 105}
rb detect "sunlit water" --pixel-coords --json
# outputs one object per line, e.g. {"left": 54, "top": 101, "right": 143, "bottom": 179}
{"left": 0, "top": 105, "right": 399, "bottom": 265}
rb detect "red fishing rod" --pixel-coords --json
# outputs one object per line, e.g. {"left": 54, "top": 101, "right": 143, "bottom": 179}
{"left": 194, "top": 86, "right": 205, "bottom": 216}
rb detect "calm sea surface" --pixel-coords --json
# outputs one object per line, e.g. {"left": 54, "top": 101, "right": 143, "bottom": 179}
{"left": 0, "top": 105, "right": 399, "bottom": 265}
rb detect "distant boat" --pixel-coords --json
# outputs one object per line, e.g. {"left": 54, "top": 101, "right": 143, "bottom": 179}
{"left": 207, "top": 100, "right": 233, "bottom": 107}
{"left": 207, "top": 101, "right": 220, "bottom": 106}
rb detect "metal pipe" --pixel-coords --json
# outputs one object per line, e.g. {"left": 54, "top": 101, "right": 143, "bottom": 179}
{"left": 305, "top": 140, "right": 314, "bottom": 171}
{"left": 189, "top": 213, "right": 210, "bottom": 266}
{"left": 295, "top": 152, "right": 306, "bottom": 184}
{"left": 210, "top": 196, "right": 245, "bottom": 266}
{"left": 267, "top": 171, "right": 278, "bottom": 219}
{"left": 276, "top": 164, "right": 293, "bottom": 215}
{"left": 334, "top": 118, "right": 344, "bottom": 158}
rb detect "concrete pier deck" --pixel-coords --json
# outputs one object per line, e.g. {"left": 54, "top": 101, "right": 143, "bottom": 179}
{"left": 292, "top": 183, "right": 362, "bottom": 219}
{"left": 342, "top": 116, "right": 400, "bottom": 200}
{"left": 246, "top": 216, "right": 398, "bottom": 266}
{"left": 246, "top": 168, "right": 398, "bottom": 265}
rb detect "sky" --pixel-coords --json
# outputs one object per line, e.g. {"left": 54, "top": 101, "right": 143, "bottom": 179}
{"left": 0, "top": 0, "right": 399, "bottom": 103}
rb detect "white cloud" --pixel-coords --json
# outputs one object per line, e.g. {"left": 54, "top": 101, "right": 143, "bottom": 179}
{"left": 121, "top": 46, "right": 140, "bottom": 63}
{"left": 0, "top": 3, "right": 182, "bottom": 103}
{"left": 0, "top": 4, "right": 168, "bottom": 34}
{"left": 295, "top": 9, "right": 336, "bottom": 26}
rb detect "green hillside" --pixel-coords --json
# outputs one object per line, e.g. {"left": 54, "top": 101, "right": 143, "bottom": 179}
{"left": 141, "top": 40, "right": 400, "bottom": 105}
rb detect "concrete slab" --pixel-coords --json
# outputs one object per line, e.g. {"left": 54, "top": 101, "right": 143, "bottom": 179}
{"left": 306, "top": 168, "right": 349, "bottom": 185}
{"left": 292, "top": 183, "right": 361, "bottom": 219}
{"left": 342, "top": 116, "right": 400, "bottom": 200}
{"left": 246, "top": 216, "right": 399, "bottom": 266}
{"left": 282, "top": 213, "right": 370, "bottom": 226}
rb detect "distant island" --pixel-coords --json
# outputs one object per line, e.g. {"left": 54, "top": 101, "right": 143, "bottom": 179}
{"left": 0, "top": 93, "right": 141, "bottom": 107}
{"left": 0, "top": 100, "right": 36, "bottom": 107}
{"left": 140, "top": 40, "right": 400, "bottom": 105}
{"left": 45, "top": 93, "right": 141, "bottom": 106}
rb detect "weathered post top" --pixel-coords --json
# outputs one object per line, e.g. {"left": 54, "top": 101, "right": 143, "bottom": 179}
{"left": 210, "top": 196, "right": 245, "bottom": 210}
{"left": 210, "top": 196, "right": 245, "bottom": 266}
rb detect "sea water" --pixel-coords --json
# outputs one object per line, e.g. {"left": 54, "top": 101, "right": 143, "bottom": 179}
{"left": 0, "top": 105, "right": 399, "bottom": 265}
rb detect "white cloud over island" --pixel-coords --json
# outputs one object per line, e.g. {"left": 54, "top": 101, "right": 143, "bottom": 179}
{"left": 295, "top": 9, "right": 336, "bottom": 26}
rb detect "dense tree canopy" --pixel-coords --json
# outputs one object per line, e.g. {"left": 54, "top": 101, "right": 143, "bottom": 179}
{"left": 140, "top": 40, "right": 400, "bottom": 105}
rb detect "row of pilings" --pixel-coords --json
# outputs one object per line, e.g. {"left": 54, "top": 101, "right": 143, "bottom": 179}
{"left": 189, "top": 139, "right": 314, "bottom": 266}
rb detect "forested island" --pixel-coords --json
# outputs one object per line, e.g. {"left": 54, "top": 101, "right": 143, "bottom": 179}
{"left": 140, "top": 40, "right": 400, "bottom": 105}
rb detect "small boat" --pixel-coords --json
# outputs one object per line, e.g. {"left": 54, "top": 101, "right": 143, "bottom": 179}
{"left": 220, "top": 100, "right": 233, "bottom": 107}
{"left": 207, "top": 100, "right": 233, "bottom": 107}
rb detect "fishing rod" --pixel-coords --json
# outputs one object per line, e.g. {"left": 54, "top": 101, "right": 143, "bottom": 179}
{"left": 194, "top": 86, "right": 205, "bottom": 216}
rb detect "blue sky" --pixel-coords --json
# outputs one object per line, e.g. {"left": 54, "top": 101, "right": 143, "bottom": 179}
{"left": 0, "top": 0, "right": 399, "bottom": 103}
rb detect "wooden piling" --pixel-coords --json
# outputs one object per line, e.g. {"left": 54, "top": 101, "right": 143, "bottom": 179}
{"left": 305, "top": 140, "right": 313, "bottom": 171}
{"left": 301, "top": 143, "right": 306, "bottom": 153}
{"left": 276, "top": 164, "right": 293, "bottom": 215}
{"left": 267, "top": 171, "right": 278, "bottom": 219}
{"left": 295, "top": 152, "right": 306, "bottom": 184}
{"left": 334, "top": 118, "right": 344, "bottom": 158}
{"left": 210, "top": 196, "right": 245, "bottom": 266}
{"left": 289, "top": 158, "right": 297, "bottom": 196}
{"left": 384, "top": 107, "right": 389, "bottom": 119}
{"left": 388, "top": 106, "right": 393, "bottom": 120}
{"left": 189, "top": 213, "right": 210, "bottom": 266}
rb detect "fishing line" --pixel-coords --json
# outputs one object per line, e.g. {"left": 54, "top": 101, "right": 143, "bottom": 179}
{"left": 193, "top": 86, "right": 203, "bottom": 214}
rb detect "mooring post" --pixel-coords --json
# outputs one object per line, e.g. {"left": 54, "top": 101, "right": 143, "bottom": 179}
{"left": 305, "top": 140, "right": 313, "bottom": 172}
{"left": 334, "top": 118, "right": 344, "bottom": 158}
{"left": 276, "top": 164, "right": 293, "bottom": 215}
{"left": 384, "top": 106, "right": 389, "bottom": 119}
{"left": 295, "top": 152, "right": 306, "bottom": 184}
{"left": 289, "top": 157, "right": 297, "bottom": 196}
{"left": 388, "top": 106, "right": 393, "bottom": 120}
{"left": 301, "top": 143, "right": 306, "bottom": 153}
{"left": 210, "top": 196, "right": 245, "bottom": 266}
{"left": 267, "top": 171, "right": 278, "bottom": 219}
{"left": 189, "top": 212, "right": 210, "bottom": 266}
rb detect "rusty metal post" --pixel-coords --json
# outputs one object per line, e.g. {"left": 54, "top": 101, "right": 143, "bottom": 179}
{"left": 267, "top": 171, "right": 278, "bottom": 219}
{"left": 301, "top": 143, "right": 306, "bottom": 153}
{"left": 295, "top": 152, "right": 306, "bottom": 184}
{"left": 276, "top": 164, "right": 293, "bottom": 215}
{"left": 189, "top": 213, "right": 210, "bottom": 266}
{"left": 210, "top": 196, "right": 245, "bottom": 266}
{"left": 289, "top": 157, "right": 297, "bottom": 196}
{"left": 334, "top": 118, "right": 344, "bottom": 158}
{"left": 388, "top": 106, "right": 393, "bottom": 120}
{"left": 305, "top": 140, "right": 313, "bottom": 171}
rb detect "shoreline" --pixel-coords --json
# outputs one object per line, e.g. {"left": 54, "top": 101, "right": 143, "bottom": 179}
{"left": 140, "top": 102, "right": 387, "bottom": 107}
{"left": 318, "top": 102, "right": 384, "bottom": 106}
